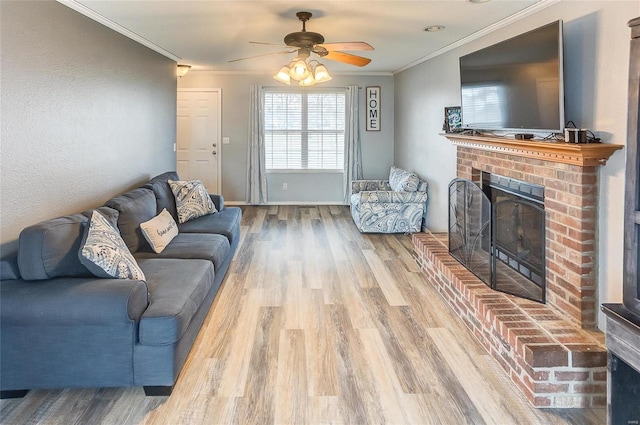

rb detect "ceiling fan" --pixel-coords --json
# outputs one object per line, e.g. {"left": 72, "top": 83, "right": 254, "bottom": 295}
{"left": 229, "top": 11, "right": 373, "bottom": 85}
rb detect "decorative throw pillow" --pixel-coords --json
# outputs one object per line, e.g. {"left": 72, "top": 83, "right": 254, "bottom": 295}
{"left": 79, "top": 210, "right": 146, "bottom": 280}
{"left": 140, "top": 208, "right": 179, "bottom": 253}
{"left": 389, "top": 166, "right": 420, "bottom": 192}
{"left": 168, "top": 179, "right": 218, "bottom": 224}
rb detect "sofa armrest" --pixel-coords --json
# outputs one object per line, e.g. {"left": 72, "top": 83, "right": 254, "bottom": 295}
{"left": 209, "top": 194, "right": 224, "bottom": 211}
{"left": 357, "top": 190, "right": 428, "bottom": 204}
{"left": 351, "top": 180, "right": 392, "bottom": 195}
{"left": 1, "top": 256, "right": 20, "bottom": 280}
{"left": 0, "top": 277, "right": 149, "bottom": 326}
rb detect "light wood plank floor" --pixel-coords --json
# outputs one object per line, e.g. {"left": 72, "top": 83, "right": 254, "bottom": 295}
{"left": 0, "top": 206, "right": 606, "bottom": 425}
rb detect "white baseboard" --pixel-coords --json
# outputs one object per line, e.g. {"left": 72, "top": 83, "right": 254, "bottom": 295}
{"left": 224, "top": 201, "right": 347, "bottom": 206}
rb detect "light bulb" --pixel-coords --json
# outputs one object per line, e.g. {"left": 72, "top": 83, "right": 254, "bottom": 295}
{"left": 289, "top": 59, "right": 309, "bottom": 81}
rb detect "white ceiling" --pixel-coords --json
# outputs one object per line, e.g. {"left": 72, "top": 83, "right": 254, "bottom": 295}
{"left": 64, "top": 0, "right": 551, "bottom": 75}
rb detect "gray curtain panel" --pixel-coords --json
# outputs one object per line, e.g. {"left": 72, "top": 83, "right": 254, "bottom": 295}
{"left": 246, "top": 85, "right": 268, "bottom": 205}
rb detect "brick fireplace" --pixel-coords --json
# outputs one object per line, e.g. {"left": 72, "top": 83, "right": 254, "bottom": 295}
{"left": 413, "top": 134, "right": 622, "bottom": 408}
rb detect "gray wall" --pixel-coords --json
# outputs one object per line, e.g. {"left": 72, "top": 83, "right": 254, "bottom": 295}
{"left": 0, "top": 1, "right": 177, "bottom": 255}
{"left": 394, "top": 0, "right": 639, "bottom": 328}
{"left": 178, "top": 73, "right": 394, "bottom": 203}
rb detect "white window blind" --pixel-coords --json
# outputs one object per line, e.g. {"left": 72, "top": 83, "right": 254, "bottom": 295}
{"left": 264, "top": 89, "right": 345, "bottom": 171}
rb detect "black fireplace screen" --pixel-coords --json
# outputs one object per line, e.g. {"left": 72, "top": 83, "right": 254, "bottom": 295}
{"left": 449, "top": 176, "right": 546, "bottom": 303}
{"left": 449, "top": 179, "right": 492, "bottom": 285}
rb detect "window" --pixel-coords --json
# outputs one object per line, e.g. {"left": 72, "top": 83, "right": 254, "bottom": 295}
{"left": 264, "top": 89, "right": 345, "bottom": 171}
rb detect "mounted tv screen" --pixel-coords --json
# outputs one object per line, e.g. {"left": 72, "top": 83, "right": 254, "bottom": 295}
{"left": 459, "top": 21, "right": 564, "bottom": 133}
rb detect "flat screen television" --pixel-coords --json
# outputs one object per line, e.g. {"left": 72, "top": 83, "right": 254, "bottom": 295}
{"left": 459, "top": 21, "right": 564, "bottom": 133}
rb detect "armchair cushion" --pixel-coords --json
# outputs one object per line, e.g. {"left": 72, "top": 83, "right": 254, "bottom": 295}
{"left": 355, "top": 191, "right": 428, "bottom": 204}
{"left": 389, "top": 166, "right": 420, "bottom": 192}
{"left": 352, "top": 180, "right": 392, "bottom": 194}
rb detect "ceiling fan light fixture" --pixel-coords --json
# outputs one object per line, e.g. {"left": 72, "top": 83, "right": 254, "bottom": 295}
{"left": 289, "top": 58, "right": 310, "bottom": 81}
{"left": 234, "top": 11, "right": 373, "bottom": 84}
{"left": 313, "top": 63, "right": 332, "bottom": 83}
{"left": 274, "top": 65, "right": 292, "bottom": 85}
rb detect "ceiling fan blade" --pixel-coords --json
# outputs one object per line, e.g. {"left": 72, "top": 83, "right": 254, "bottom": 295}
{"left": 323, "top": 51, "right": 371, "bottom": 67}
{"left": 249, "top": 41, "right": 290, "bottom": 48}
{"left": 228, "top": 50, "right": 297, "bottom": 63}
{"left": 318, "top": 42, "right": 374, "bottom": 51}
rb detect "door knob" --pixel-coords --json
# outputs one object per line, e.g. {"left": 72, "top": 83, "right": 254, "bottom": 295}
{"left": 212, "top": 151, "right": 217, "bottom": 155}
{"left": 212, "top": 143, "right": 217, "bottom": 147}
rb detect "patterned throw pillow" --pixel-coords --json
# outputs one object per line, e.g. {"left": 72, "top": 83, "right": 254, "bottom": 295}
{"left": 79, "top": 210, "right": 146, "bottom": 280}
{"left": 140, "top": 208, "right": 179, "bottom": 253}
{"left": 389, "top": 166, "right": 420, "bottom": 192}
{"left": 168, "top": 179, "right": 218, "bottom": 224}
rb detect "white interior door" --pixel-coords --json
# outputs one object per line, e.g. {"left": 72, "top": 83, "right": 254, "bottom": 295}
{"left": 177, "top": 89, "right": 221, "bottom": 193}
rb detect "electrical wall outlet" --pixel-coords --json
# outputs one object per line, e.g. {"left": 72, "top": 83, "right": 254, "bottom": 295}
{"left": 282, "top": 183, "right": 288, "bottom": 190}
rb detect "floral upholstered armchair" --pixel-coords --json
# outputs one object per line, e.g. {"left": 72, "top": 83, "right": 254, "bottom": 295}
{"left": 350, "top": 166, "right": 428, "bottom": 233}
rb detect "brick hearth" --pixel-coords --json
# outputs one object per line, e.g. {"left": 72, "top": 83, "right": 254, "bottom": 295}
{"left": 411, "top": 137, "right": 618, "bottom": 408}
{"left": 413, "top": 232, "right": 607, "bottom": 408}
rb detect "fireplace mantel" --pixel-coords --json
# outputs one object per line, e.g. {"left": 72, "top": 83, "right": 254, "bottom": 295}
{"left": 444, "top": 134, "right": 623, "bottom": 167}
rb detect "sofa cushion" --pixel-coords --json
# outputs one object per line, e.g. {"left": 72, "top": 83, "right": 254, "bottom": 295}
{"left": 137, "top": 258, "right": 214, "bottom": 345}
{"left": 18, "top": 207, "right": 119, "bottom": 280}
{"left": 105, "top": 188, "right": 157, "bottom": 253}
{"left": 168, "top": 180, "right": 217, "bottom": 224}
{"left": 140, "top": 209, "right": 179, "bottom": 254}
{"left": 79, "top": 210, "right": 146, "bottom": 281}
{"left": 143, "top": 171, "right": 180, "bottom": 221}
{"left": 134, "top": 233, "right": 229, "bottom": 272}
{"left": 389, "top": 166, "right": 420, "bottom": 192}
{"left": 178, "top": 206, "right": 242, "bottom": 245}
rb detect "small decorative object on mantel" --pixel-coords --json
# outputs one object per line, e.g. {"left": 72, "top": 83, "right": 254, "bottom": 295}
{"left": 444, "top": 106, "right": 462, "bottom": 133}
{"left": 366, "top": 86, "right": 380, "bottom": 131}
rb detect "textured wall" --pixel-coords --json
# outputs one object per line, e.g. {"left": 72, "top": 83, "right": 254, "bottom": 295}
{"left": 394, "top": 0, "right": 640, "bottom": 329}
{"left": 178, "top": 73, "right": 394, "bottom": 203}
{"left": 1, "top": 1, "right": 177, "bottom": 255}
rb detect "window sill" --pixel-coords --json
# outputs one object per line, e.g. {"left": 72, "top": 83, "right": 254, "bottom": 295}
{"left": 266, "top": 169, "right": 344, "bottom": 174}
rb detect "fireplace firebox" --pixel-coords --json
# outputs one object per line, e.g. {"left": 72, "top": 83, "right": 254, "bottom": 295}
{"left": 449, "top": 173, "right": 546, "bottom": 303}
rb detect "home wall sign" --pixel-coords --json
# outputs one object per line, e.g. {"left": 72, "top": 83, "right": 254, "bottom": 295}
{"left": 366, "top": 86, "right": 380, "bottom": 131}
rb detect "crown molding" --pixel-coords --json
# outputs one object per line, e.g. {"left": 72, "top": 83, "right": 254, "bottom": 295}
{"left": 57, "top": 0, "right": 181, "bottom": 62}
{"left": 186, "top": 70, "right": 394, "bottom": 77}
{"left": 393, "top": 0, "right": 561, "bottom": 74}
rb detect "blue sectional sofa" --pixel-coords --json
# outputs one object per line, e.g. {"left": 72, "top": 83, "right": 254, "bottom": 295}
{"left": 0, "top": 171, "right": 241, "bottom": 397}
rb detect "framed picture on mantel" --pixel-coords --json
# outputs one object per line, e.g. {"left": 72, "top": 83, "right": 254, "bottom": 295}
{"left": 444, "top": 106, "right": 462, "bottom": 133}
